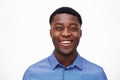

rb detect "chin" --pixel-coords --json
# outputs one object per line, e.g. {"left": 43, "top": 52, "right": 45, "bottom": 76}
{"left": 57, "top": 48, "right": 75, "bottom": 56}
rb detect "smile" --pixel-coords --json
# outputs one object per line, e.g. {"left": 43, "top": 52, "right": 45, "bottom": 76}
{"left": 60, "top": 40, "right": 73, "bottom": 47}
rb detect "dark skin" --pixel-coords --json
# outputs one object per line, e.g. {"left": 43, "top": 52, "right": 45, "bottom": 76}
{"left": 50, "top": 13, "right": 82, "bottom": 66}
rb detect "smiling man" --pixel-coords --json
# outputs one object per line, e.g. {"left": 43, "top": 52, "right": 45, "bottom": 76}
{"left": 23, "top": 7, "right": 107, "bottom": 80}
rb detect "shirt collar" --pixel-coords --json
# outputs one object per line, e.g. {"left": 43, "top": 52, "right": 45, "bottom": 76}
{"left": 48, "top": 52, "right": 83, "bottom": 70}
{"left": 48, "top": 53, "right": 59, "bottom": 69}
{"left": 72, "top": 53, "right": 83, "bottom": 70}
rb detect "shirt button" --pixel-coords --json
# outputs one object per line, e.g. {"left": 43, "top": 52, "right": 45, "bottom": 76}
{"left": 65, "top": 68, "right": 69, "bottom": 70}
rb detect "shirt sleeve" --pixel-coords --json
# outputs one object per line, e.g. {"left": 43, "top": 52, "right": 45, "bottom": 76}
{"left": 23, "top": 69, "right": 35, "bottom": 80}
{"left": 93, "top": 68, "right": 108, "bottom": 80}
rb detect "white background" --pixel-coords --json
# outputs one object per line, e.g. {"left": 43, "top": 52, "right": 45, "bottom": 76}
{"left": 0, "top": 0, "right": 120, "bottom": 80}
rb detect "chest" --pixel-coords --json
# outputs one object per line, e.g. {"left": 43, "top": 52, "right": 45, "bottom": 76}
{"left": 31, "top": 69, "right": 100, "bottom": 80}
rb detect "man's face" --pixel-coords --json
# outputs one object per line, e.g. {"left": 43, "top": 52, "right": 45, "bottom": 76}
{"left": 50, "top": 13, "right": 82, "bottom": 56}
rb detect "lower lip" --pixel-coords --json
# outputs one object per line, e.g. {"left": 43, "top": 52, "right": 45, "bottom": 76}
{"left": 62, "top": 43, "right": 71, "bottom": 47}
{"left": 60, "top": 42, "right": 72, "bottom": 47}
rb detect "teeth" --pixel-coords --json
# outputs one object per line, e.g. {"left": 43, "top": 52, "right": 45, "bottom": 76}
{"left": 61, "top": 41, "right": 71, "bottom": 44}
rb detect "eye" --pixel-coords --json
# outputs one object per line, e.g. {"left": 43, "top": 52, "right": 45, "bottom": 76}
{"left": 55, "top": 26, "right": 63, "bottom": 31}
{"left": 70, "top": 25, "right": 78, "bottom": 31}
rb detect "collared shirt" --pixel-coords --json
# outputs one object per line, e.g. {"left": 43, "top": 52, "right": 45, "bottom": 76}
{"left": 23, "top": 53, "right": 107, "bottom": 80}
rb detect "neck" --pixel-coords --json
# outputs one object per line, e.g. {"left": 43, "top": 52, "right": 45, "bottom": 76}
{"left": 54, "top": 50, "right": 77, "bottom": 66}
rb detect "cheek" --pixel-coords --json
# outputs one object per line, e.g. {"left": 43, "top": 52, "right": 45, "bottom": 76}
{"left": 51, "top": 32, "right": 60, "bottom": 43}
{"left": 73, "top": 34, "right": 81, "bottom": 47}
{"left": 73, "top": 32, "right": 81, "bottom": 39}
{"left": 50, "top": 30, "right": 59, "bottom": 38}
{"left": 51, "top": 33, "right": 60, "bottom": 40}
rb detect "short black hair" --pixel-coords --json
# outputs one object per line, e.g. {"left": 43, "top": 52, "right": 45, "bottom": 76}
{"left": 49, "top": 7, "right": 82, "bottom": 25}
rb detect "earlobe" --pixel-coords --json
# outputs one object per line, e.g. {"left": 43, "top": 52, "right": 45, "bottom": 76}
{"left": 50, "top": 29, "right": 52, "bottom": 38}
{"left": 80, "top": 29, "right": 82, "bottom": 37}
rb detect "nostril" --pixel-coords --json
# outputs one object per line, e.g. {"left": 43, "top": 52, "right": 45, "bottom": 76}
{"left": 61, "top": 30, "right": 71, "bottom": 37}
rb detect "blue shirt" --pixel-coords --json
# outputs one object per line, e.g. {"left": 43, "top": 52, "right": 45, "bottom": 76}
{"left": 23, "top": 53, "right": 107, "bottom": 80}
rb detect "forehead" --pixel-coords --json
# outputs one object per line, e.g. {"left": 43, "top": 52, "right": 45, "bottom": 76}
{"left": 52, "top": 13, "right": 79, "bottom": 24}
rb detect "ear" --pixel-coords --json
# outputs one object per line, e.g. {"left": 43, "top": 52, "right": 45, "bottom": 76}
{"left": 50, "top": 29, "right": 52, "bottom": 38}
{"left": 80, "top": 29, "right": 82, "bottom": 38}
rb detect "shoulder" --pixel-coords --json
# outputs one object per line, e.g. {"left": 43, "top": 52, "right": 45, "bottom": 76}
{"left": 23, "top": 56, "right": 51, "bottom": 80}
{"left": 80, "top": 57, "right": 108, "bottom": 79}
{"left": 25, "top": 56, "right": 51, "bottom": 73}
{"left": 81, "top": 56, "right": 104, "bottom": 72}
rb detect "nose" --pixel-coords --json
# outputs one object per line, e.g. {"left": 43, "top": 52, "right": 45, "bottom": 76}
{"left": 61, "top": 28, "right": 71, "bottom": 37}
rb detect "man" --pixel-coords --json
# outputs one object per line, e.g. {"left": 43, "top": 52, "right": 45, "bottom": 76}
{"left": 23, "top": 7, "right": 107, "bottom": 80}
